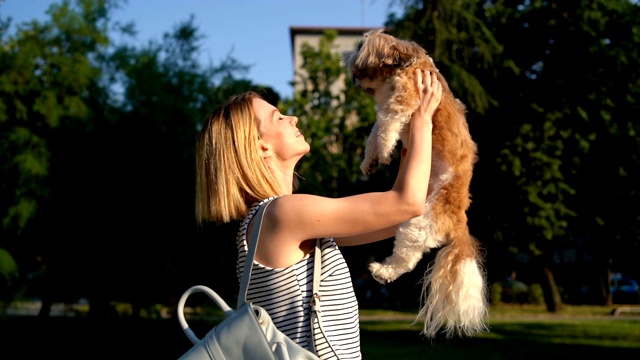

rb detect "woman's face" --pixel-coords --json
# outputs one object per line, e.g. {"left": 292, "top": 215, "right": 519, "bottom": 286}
{"left": 253, "top": 98, "right": 310, "bottom": 164}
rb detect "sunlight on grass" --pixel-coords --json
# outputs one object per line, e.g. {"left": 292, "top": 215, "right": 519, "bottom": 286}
{"left": 359, "top": 304, "right": 640, "bottom": 359}
{"left": 486, "top": 318, "right": 640, "bottom": 348}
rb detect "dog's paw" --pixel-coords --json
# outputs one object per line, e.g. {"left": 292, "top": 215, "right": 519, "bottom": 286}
{"left": 378, "top": 152, "right": 392, "bottom": 166}
{"left": 369, "top": 261, "right": 394, "bottom": 285}
{"left": 360, "top": 158, "right": 379, "bottom": 176}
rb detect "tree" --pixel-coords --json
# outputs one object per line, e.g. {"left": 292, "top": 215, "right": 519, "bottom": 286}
{"left": 0, "top": 0, "right": 109, "bottom": 235}
{"left": 483, "top": 0, "right": 640, "bottom": 306}
{"left": 0, "top": 0, "right": 268, "bottom": 316}
{"left": 0, "top": 0, "right": 111, "bottom": 310}
{"left": 390, "top": 0, "right": 640, "bottom": 311}
{"left": 388, "top": 0, "right": 640, "bottom": 310}
{"left": 280, "top": 30, "right": 379, "bottom": 198}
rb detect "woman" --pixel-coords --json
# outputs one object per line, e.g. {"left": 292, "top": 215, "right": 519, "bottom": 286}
{"left": 195, "top": 70, "right": 442, "bottom": 359}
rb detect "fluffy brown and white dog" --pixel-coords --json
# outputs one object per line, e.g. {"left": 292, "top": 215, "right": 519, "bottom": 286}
{"left": 343, "top": 29, "right": 488, "bottom": 338}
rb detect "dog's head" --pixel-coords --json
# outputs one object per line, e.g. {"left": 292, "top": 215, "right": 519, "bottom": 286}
{"left": 343, "top": 29, "right": 433, "bottom": 95}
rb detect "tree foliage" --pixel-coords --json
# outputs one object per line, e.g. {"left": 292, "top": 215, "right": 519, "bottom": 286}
{"left": 485, "top": 0, "right": 640, "bottom": 304}
{"left": 386, "top": 0, "right": 640, "bottom": 306}
{"left": 0, "top": 0, "right": 109, "bottom": 237}
{"left": 0, "top": 0, "right": 265, "bottom": 311}
{"left": 279, "top": 30, "right": 383, "bottom": 198}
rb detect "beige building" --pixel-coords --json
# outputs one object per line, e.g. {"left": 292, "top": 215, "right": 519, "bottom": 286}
{"left": 289, "top": 26, "right": 383, "bottom": 94}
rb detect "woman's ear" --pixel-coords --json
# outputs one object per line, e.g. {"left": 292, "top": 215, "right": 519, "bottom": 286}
{"left": 259, "top": 139, "right": 272, "bottom": 159}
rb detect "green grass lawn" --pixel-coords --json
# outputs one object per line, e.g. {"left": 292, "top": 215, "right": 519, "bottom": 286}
{"left": 359, "top": 305, "right": 640, "bottom": 359}
{"left": 1, "top": 304, "right": 638, "bottom": 359}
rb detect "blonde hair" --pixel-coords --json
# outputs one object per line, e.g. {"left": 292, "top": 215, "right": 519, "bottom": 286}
{"left": 195, "top": 92, "right": 282, "bottom": 224}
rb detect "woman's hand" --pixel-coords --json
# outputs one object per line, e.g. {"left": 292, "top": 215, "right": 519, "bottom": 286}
{"left": 411, "top": 69, "right": 442, "bottom": 127}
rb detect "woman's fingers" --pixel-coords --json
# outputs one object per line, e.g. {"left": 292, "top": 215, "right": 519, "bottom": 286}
{"left": 415, "top": 69, "right": 423, "bottom": 92}
{"left": 419, "top": 70, "right": 438, "bottom": 94}
{"left": 432, "top": 73, "right": 442, "bottom": 99}
{"left": 414, "top": 69, "right": 442, "bottom": 112}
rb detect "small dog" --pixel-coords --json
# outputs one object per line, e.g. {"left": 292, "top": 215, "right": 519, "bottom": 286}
{"left": 343, "top": 29, "right": 487, "bottom": 338}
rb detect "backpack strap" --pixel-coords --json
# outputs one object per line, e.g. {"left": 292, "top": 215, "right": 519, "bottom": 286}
{"left": 309, "top": 238, "right": 340, "bottom": 358}
{"left": 237, "top": 199, "right": 273, "bottom": 308}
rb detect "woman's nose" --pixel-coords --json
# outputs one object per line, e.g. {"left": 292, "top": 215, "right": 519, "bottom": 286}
{"left": 291, "top": 116, "right": 298, "bottom": 126}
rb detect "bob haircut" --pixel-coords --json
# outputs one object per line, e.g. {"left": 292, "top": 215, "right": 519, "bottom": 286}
{"left": 195, "top": 91, "right": 282, "bottom": 224}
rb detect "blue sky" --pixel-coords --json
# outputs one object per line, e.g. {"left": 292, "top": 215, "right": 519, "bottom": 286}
{"left": 2, "top": 0, "right": 398, "bottom": 97}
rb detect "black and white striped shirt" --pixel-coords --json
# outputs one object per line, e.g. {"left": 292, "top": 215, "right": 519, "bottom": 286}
{"left": 236, "top": 196, "right": 361, "bottom": 359}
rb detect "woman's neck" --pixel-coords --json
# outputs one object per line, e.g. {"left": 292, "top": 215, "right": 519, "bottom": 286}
{"left": 274, "top": 171, "right": 294, "bottom": 195}
{"left": 268, "top": 156, "right": 302, "bottom": 195}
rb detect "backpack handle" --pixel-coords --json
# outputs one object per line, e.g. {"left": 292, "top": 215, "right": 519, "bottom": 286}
{"left": 177, "top": 285, "right": 235, "bottom": 344}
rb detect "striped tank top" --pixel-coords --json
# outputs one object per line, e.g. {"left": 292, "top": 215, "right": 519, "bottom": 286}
{"left": 236, "top": 196, "right": 361, "bottom": 359}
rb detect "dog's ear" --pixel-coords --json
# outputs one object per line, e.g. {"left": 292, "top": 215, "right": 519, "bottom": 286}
{"left": 342, "top": 49, "right": 359, "bottom": 85}
{"left": 356, "top": 30, "right": 424, "bottom": 70}
{"left": 351, "top": 31, "right": 394, "bottom": 71}
{"left": 388, "top": 38, "right": 428, "bottom": 68}
{"left": 342, "top": 49, "right": 356, "bottom": 70}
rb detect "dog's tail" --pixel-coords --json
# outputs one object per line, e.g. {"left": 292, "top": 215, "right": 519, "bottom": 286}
{"left": 414, "top": 229, "right": 488, "bottom": 338}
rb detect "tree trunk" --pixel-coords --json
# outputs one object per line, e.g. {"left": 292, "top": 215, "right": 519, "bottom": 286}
{"left": 541, "top": 264, "right": 564, "bottom": 312}
{"left": 602, "top": 266, "right": 613, "bottom": 306}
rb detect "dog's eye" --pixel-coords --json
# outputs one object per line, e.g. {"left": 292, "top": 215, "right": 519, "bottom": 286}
{"left": 364, "top": 88, "right": 375, "bottom": 96}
